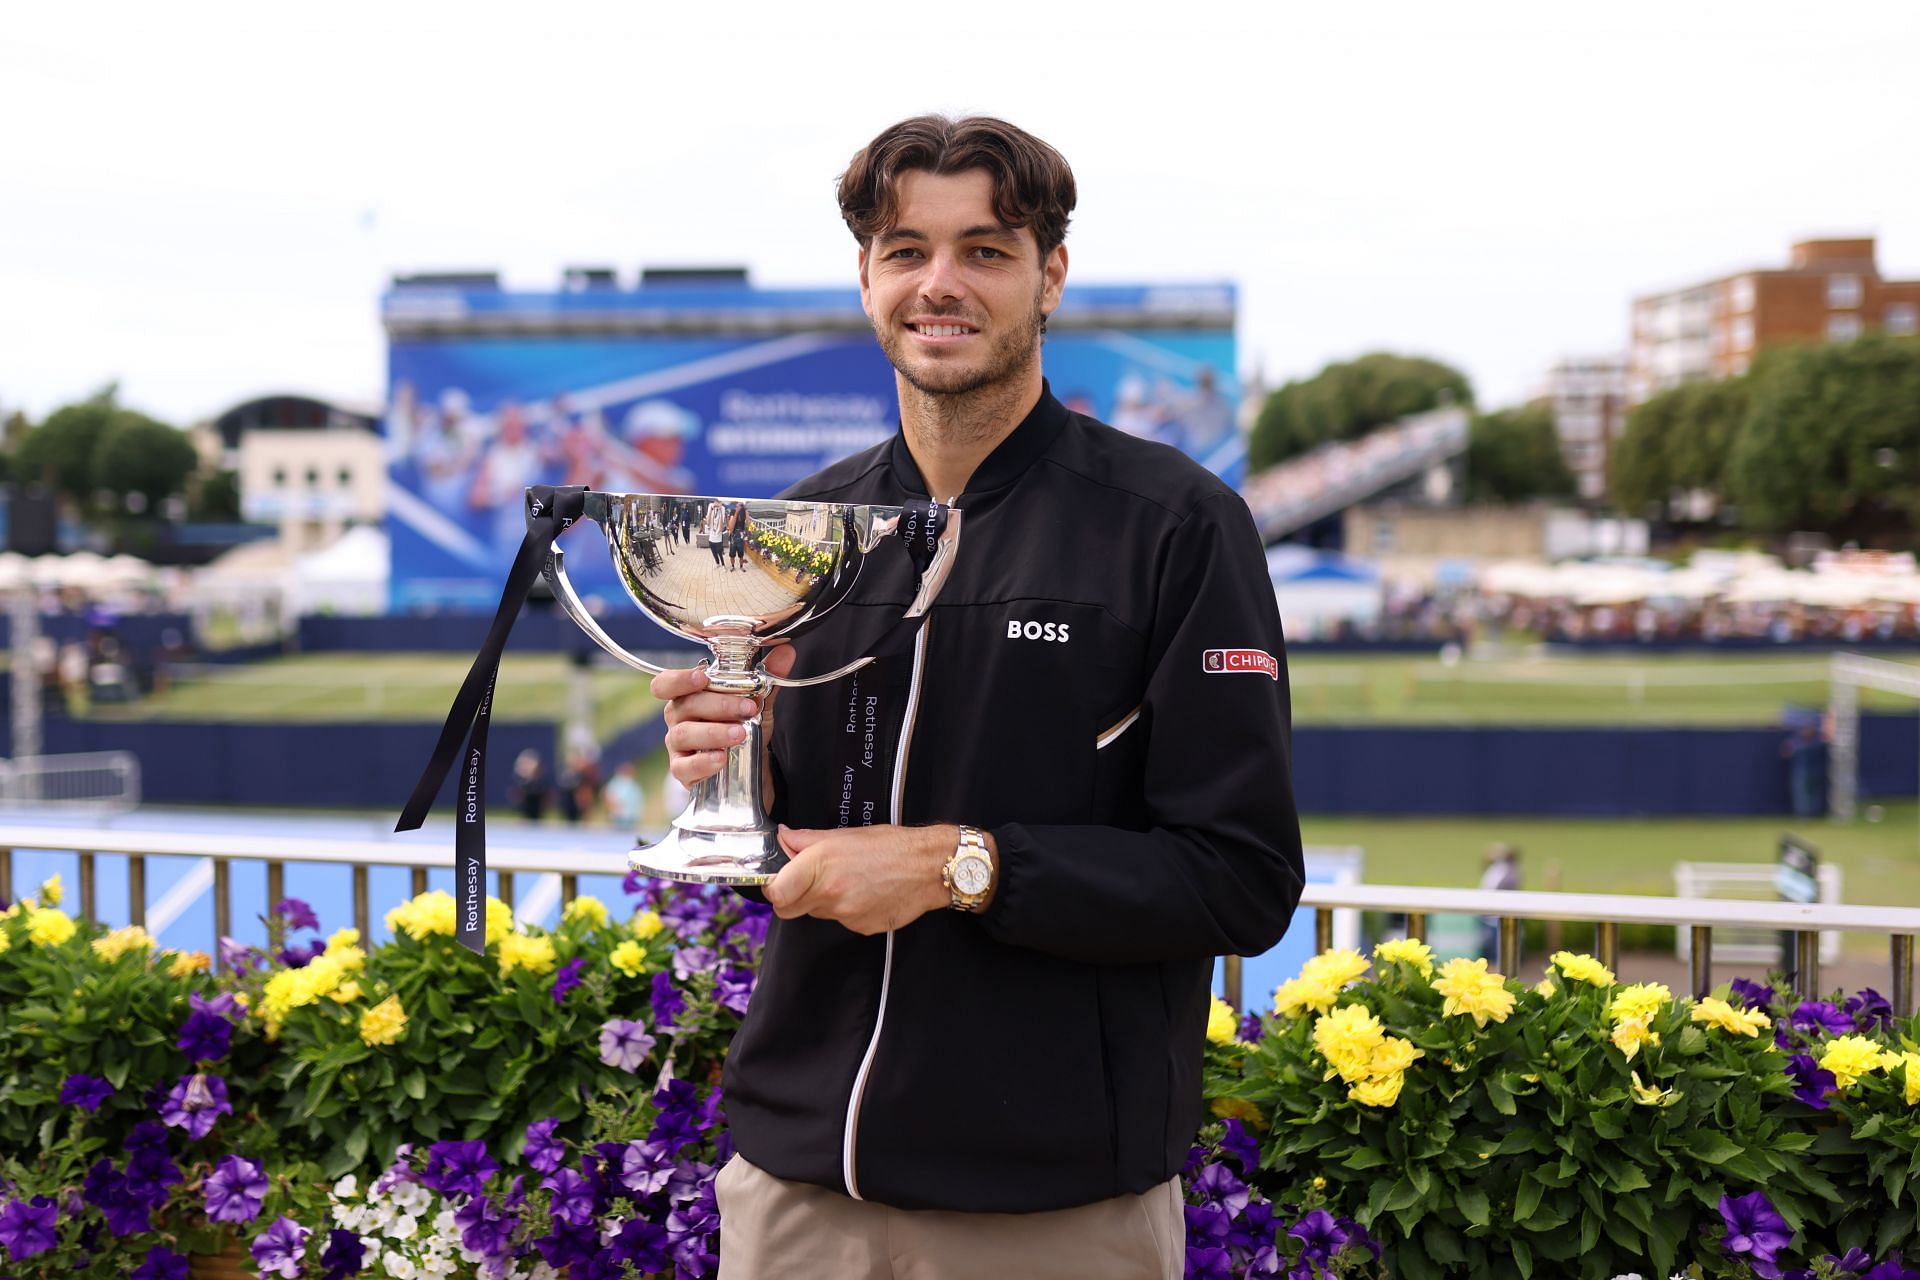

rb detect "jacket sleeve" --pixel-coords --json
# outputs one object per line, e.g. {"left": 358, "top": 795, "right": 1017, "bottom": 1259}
{"left": 979, "top": 490, "right": 1305, "bottom": 965}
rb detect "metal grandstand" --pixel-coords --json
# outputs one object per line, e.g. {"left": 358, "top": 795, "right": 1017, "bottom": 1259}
{"left": 1241, "top": 406, "right": 1471, "bottom": 542}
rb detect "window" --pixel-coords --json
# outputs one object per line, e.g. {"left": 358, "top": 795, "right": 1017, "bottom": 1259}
{"left": 338, "top": 467, "right": 353, "bottom": 487}
{"left": 306, "top": 467, "right": 321, "bottom": 487}
{"left": 1730, "top": 276, "right": 1755, "bottom": 313}
{"left": 1888, "top": 303, "right": 1919, "bottom": 336}
{"left": 1828, "top": 274, "right": 1862, "bottom": 309}
{"left": 272, "top": 468, "right": 287, "bottom": 487}
{"left": 1828, "top": 313, "right": 1863, "bottom": 343}
{"left": 1731, "top": 316, "right": 1754, "bottom": 351}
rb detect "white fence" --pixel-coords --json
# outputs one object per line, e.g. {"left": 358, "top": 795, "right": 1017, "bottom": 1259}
{"left": 0, "top": 752, "right": 141, "bottom": 812}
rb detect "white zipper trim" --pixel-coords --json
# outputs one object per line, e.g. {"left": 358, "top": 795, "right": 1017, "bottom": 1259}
{"left": 1096, "top": 705, "right": 1142, "bottom": 750}
{"left": 842, "top": 620, "right": 929, "bottom": 1200}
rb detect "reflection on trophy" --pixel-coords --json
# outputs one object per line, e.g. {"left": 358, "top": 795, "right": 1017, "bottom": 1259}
{"left": 541, "top": 491, "right": 961, "bottom": 885}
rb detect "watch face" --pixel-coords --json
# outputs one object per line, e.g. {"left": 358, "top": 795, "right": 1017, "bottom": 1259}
{"left": 954, "top": 854, "right": 991, "bottom": 896}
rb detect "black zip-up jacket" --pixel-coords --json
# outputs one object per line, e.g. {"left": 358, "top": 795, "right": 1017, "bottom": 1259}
{"left": 722, "top": 385, "right": 1305, "bottom": 1214}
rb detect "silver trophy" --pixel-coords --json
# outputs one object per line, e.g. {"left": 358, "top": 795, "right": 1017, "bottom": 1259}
{"left": 542, "top": 491, "right": 960, "bottom": 885}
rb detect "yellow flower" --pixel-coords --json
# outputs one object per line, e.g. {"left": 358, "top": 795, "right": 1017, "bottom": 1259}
{"left": 1609, "top": 982, "right": 1672, "bottom": 1025}
{"left": 91, "top": 925, "right": 156, "bottom": 962}
{"left": 497, "top": 932, "right": 557, "bottom": 978}
{"left": 1300, "top": 948, "right": 1370, "bottom": 991}
{"left": 1611, "top": 1013, "right": 1661, "bottom": 1064}
{"left": 1433, "top": 957, "right": 1516, "bottom": 1028}
{"left": 1819, "top": 1034, "right": 1899, "bottom": 1092}
{"left": 1372, "top": 938, "right": 1434, "bottom": 978}
{"left": 632, "top": 911, "right": 665, "bottom": 940}
{"left": 610, "top": 940, "right": 647, "bottom": 978}
{"left": 167, "top": 950, "right": 212, "bottom": 977}
{"left": 1690, "top": 997, "right": 1770, "bottom": 1038}
{"left": 485, "top": 897, "right": 513, "bottom": 945}
{"left": 1368, "top": 1035, "right": 1424, "bottom": 1078}
{"left": 385, "top": 890, "right": 457, "bottom": 940}
{"left": 40, "top": 875, "right": 63, "bottom": 907}
{"left": 25, "top": 907, "right": 76, "bottom": 948}
{"left": 1629, "top": 1071, "right": 1676, "bottom": 1106}
{"left": 1350, "top": 1072, "right": 1405, "bottom": 1107}
{"left": 0, "top": 928, "right": 9, "bottom": 956}
{"left": 1207, "top": 997, "right": 1239, "bottom": 1046}
{"left": 1550, "top": 951, "right": 1615, "bottom": 988}
{"left": 327, "top": 927, "right": 361, "bottom": 951}
{"left": 260, "top": 953, "right": 349, "bottom": 1018}
{"left": 1313, "top": 1005, "right": 1386, "bottom": 1082}
{"left": 359, "top": 994, "right": 408, "bottom": 1046}
{"left": 1311, "top": 1176, "right": 1326, "bottom": 1191}
{"left": 1898, "top": 1051, "right": 1920, "bottom": 1106}
{"left": 329, "top": 943, "right": 366, "bottom": 975}
{"left": 1273, "top": 975, "right": 1340, "bottom": 1019}
{"left": 1209, "top": 1096, "right": 1264, "bottom": 1126}
{"left": 329, "top": 980, "right": 364, "bottom": 1004}
{"left": 564, "top": 896, "right": 610, "bottom": 929}
{"left": 1533, "top": 979, "right": 1557, "bottom": 998}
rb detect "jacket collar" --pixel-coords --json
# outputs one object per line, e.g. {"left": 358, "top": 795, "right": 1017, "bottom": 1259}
{"left": 886, "top": 381, "right": 1069, "bottom": 500}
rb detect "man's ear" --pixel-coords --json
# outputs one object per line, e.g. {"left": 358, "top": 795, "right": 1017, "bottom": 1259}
{"left": 857, "top": 247, "right": 873, "bottom": 319}
{"left": 1041, "top": 243, "right": 1068, "bottom": 320}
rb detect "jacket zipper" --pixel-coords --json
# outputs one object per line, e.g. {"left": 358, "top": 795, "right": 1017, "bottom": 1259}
{"left": 841, "top": 616, "right": 930, "bottom": 1199}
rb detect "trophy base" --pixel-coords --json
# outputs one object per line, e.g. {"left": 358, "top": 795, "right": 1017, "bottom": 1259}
{"left": 628, "top": 825, "right": 790, "bottom": 887}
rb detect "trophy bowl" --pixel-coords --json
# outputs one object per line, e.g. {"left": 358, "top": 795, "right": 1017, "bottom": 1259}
{"left": 541, "top": 491, "right": 960, "bottom": 885}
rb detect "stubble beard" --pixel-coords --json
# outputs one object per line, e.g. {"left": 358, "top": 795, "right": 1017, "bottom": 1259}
{"left": 876, "top": 284, "right": 1046, "bottom": 407}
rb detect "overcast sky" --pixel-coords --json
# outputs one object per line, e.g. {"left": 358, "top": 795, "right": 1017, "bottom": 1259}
{"left": 3, "top": 1, "right": 1916, "bottom": 427}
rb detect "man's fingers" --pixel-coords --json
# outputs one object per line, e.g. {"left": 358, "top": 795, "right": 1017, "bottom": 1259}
{"left": 766, "top": 848, "right": 819, "bottom": 916}
{"left": 669, "top": 750, "right": 729, "bottom": 787}
{"left": 762, "top": 645, "right": 799, "bottom": 679}
{"left": 662, "top": 690, "right": 766, "bottom": 728}
{"left": 649, "top": 666, "right": 710, "bottom": 702}
{"left": 778, "top": 825, "right": 832, "bottom": 854}
{"left": 665, "top": 720, "right": 748, "bottom": 755}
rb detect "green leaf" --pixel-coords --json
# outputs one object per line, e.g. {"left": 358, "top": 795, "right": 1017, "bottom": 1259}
{"left": 402, "top": 1068, "right": 427, "bottom": 1101}
{"left": 1682, "top": 1131, "right": 1744, "bottom": 1165}
{"left": 1421, "top": 1218, "right": 1467, "bottom": 1264}
{"left": 1486, "top": 1075, "right": 1516, "bottom": 1116}
{"left": 1511, "top": 1236, "right": 1533, "bottom": 1279}
{"left": 1383, "top": 1176, "right": 1423, "bottom": 1213}
{"left": 344, "top": 1123, "right": 369, "bottom": 1166}
{"left": 1342, "top": 1147, "right": 1391, "bottom": 1170}
{"left": 1455, "top": 1185, "right": 1490, "bottom": 1228}
{"left": 1514, "top": 1172, "right": 1544, "bottom": 1224}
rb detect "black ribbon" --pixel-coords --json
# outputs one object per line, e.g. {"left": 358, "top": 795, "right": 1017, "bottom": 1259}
{"left": 396, "top": 484, "right": 587, "bottom": 953}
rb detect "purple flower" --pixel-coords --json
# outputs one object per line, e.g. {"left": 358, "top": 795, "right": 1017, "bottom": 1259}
{"left": 177, "top": 1009, "right": 233, "bottom": 1062}
{"left": 1288, "top": 1208, "right": 1350, "bottom": 1263}
{"left": 217, "top": 936, "right": 261, "bottom": 972}
{"left": 1720, "top": 1190, "right": 1794, "bottom": 1279}
{"left": 1190, "top": 1162, "right": 1250, "bottom": 1218}
{"left": 524, "top": 1117, "right": 566, "bottom": 1173}
{"left": 618, "top": 1139, "right": 675, "bottom": 1197}
{"left": 534, "top": 1219, "right": 600, "bottom": 1270}
{"left": 274, "top": 897, "right": 320, "bottom": 932}
{"left": 1846, "top": 987, "right": 1894, "bottom": 1032}
{"left": 552, "top": 956, "right": 586, "bottom": 1004}
{"left": 1237, "top": 1011, "right": 1266, "bottom": 1044}
{"left": 131, "top": 1245, "right": 190, "bottom": 1280}
{"left": 1786, "top": 1053, "right": 1837, "bottom": 1110}
{"left": 204, "top": 1155, "right": 268, "bottom": 1224}
{"left": 455, "top": 1193, "right": 514, "bottom": 1260}
{"left": 0, "top": 1196, "right": 59, "bottom": 1260}
{"left": 421, "top": 1140, "right": 496, "bottom": 1198}
{"left": 1336, "top": 1216, "right": 1382, "bottom": 1262}
{"left": 621, "top": 868, "right": 647, "bottom": 897}
{"left": 608, "top": 1219, "right": 671, "bottom": 1273}
{"left": 59, "top": 1073, "right": 115, "bottom": 1113}
{"left": 1790, "top": 1001, "right": 1856, "bottom": 1039}
{"left": 543, "top": 1167, "right": 595, "bottom": 1227}
{"left": 157, "top": 1073, "right": 231, "bottom": 1140}
{"left": 1864, "top": 1258, "right": 1920, "bottom": 1280}
{"left": 190, "top": 991, "right": 245, "bottom": 1022}
{"left": 1219, "top": 1119, "right": 1261, "bottom": 1174}
{"left": 672, "top": 945, "right": 718, "bottom": 981}
{"left": 1729, "top": 977, "right": 1777, "bottom": 1010}
{"left": 276, "top": 938, "right": 328, "bottom": 969}
{"left": 1185, "top": 1201, "right": 1231, "bottom": 1248}
{"left": 599, "top": 1018, "right": 656, "bottom": 1073}
{"left": 1825, "top": 1249, "right": 1877, "bottom": 1276}
{"left": 318, "top": 1228, "right": 366, "bottom": 1280}
{"left": 1185, "top": 1244, "right": 1234, "bottom": 1280}
{"left": 83, "top": 1159, "right": 157, "bottom": 1236}
{"left": 714, "top": 963, "right": 756, "bottom": 1015}
{"left": 651, "top": 971, "right": 686, "bottom": 1030}
{"left": 250, "top": 1216, "right": 308, "bottom": 1278}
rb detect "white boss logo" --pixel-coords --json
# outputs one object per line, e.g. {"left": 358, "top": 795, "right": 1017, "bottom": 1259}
{"left": 1007, "top": 620, "right": 1071, "bottom": 643}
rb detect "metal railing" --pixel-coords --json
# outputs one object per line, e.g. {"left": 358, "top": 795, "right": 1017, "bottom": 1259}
{"left": 1, "top": 825, "right": 1914, "bottom": 1017}
{"left": 0, "top": 752, "right": 141, "bottom": 811}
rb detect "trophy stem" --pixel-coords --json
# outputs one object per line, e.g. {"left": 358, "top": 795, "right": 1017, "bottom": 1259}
{"left": 630, "top": 688, "right": 789, "bottom": 886}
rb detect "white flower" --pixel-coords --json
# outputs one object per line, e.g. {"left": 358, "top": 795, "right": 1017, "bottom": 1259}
{"left": 433, "top": 1208, "right": 459, "bottom": 1237}
{"left": 388, "top": 1212, "right": 419, "bottom": 1240}
{"left": 358, "top": 1235, "right": 380, "bottom": 1258}
{"left": 392, "top": 1182, "right": 432, "bottom": 1215}
{"left": 366, "top": 1202, "right": 396, "bottom": 1231}
{"left": 332, "top": 1204, "right": 367, "bottom": 1231}
{"left": 333, "top": 1174, "right": 359, "bottom": 1199}
{"left": 385, "top": 1253, "right": 419, "bottom": 1280}
{"left": 529, "top": 1265, "right": 559, "bottom": 1280}
{"left": 422, "top": 1258, "right": 457, "bottom": 1279}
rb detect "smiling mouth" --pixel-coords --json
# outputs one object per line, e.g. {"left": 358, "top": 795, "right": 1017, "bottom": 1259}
{"left": 908, "top": 322, "right": 979, "bottom": 337}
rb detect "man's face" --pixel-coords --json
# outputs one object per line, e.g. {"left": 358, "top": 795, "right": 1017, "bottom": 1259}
{"left": 859, "top": 168, "right": 1067, "bottom": 398}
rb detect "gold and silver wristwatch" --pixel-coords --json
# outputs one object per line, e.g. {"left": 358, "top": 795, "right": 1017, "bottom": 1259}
{"left": 942, "top": 825, "right": 994, "bottom": 912}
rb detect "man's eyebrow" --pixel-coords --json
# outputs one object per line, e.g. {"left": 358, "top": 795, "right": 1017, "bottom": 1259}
{"left": 960, "top": 224, "right": 1022, "bottom": 243}
{"left": 874, "top": 228, "right": 928, "bottom": 246}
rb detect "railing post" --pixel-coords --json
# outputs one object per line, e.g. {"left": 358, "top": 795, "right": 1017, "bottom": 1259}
{"left": 213, "top": 859, "right": 231, "bottom": 972}
{"left": 1794, "top": 930, "right": 1822, "bottom": 1000}
{"left": 0, "top": 846, "right": 11, "bottom": 906}
{"left": 561, "top": 874, "right": 580, "bottom": 909}
{"left": 1404, "top": 911, "right": 1428, "bottom": 942}
{"left": 1498, "top": 916, "right": 1521, "bottom": 976}
{"left": 78, "top": 851, "right": 96, "bottom": 925}
{"left": 267, "top": 861, "right": 284, "bottom": 921}
{"left": 411, "top": 867, "right": 428, "bottom": 897}
{"left": 1690, "top": 925, "right": 1713, "bottom": 999}
{"left": 352, "top": 864, "right": 370, "bottom": 941}
{"left": 1595, "top": 921, "right": 1620, "bottom": 974}
{"left": 1314, "top": 907, "right": 1333, "bottom": 953}
{"left": 1223, "top": 954, "right": 1244, "bottom": 1012}
{"left": 128, "top": 855, "right": 146, "bottom": 929}
{"left": 498, "top": 871, "right": 515, "bottom": 912}
{"left": 1891, "top": 934, "right": 1913, "bottom": 1018}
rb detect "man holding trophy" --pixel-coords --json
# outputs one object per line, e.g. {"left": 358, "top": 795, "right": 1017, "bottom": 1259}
{"left": 651, "top": 116, "right": 1305, "bottom": 1278}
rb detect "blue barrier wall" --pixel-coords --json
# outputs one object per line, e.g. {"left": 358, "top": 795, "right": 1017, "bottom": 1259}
{"left": 296, "top": 611, "right": 702, "bottom": 658}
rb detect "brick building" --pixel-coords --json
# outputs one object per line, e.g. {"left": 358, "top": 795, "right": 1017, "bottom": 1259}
{"left": 1628, "top": 237, "right": 1920, "bottom": 404}
{"left": 1536, "top": 355, "right": 1629, "bottom": 501}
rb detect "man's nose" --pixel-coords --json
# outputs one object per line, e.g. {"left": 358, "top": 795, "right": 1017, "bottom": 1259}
{"left": 918, "top": 250, "right": 967, "bottom": 304}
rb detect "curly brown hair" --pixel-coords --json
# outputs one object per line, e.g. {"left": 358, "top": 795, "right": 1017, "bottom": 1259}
{"left": 837, "top": 115, "right": 1077, "bottom": 258}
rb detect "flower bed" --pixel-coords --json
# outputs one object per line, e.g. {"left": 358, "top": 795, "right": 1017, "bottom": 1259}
{"left": 3, "top": 874, "right": 1918, "bottom": 1279}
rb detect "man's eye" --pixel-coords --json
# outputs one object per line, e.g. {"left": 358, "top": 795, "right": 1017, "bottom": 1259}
{"left": 973, "top": 247, "right": 1004, "bottom": 259}
{"left": 888, "top": 248, "right": 922, "bottom": 260}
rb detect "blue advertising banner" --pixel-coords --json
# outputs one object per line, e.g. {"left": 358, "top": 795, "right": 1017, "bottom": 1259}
{"left": 384, "top": 281, "right": 1238, "bottom": 609}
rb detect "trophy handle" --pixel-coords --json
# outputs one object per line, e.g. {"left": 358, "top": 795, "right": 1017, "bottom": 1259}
{"left": 544, "top": 545, "right": 673, "bottom": 678}
{"left": 762, "top": 654, "right": 876, "bottom": 689}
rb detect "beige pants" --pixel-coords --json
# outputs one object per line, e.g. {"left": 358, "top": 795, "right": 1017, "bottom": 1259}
{"left": 713, "top": 1155, "right": 1185, "bottom": 1280}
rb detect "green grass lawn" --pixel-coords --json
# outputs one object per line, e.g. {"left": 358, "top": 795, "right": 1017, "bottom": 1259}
{"left": 1288, "top": 652, "right": 1920, "bottom": 725}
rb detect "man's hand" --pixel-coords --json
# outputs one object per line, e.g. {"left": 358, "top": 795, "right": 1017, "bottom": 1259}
{"left": 652, "top": 646, "right": 797, "bottom": 788}
{"left": 766, "top": 823, "right": 977, "bottom": 935}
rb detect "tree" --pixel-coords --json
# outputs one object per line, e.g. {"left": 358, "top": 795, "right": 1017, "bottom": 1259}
{"left": 1464, "top": 403, "right": 1578, "bottom": 504}
{"left": 1726, "top": 335, "right": 1920, "bottom": 539}
{"left": 13, "top": 385, "right": 121, "bottom": 503}
{"left": 1608, "top": 377, "right": 1748, "bottom": 516}
{"left": 1250, "top": 352, "right": 1473, "bottom": 470}
{"left": 93, "top": 416, "right": 200, "bottom": 513}
{"left": 191, "top": 469, "right": 242, "bottom": 522}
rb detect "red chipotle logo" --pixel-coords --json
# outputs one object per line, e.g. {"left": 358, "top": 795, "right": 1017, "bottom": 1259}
{"left": 1202, "top": 648, "right": 1279, "bottom": 680}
